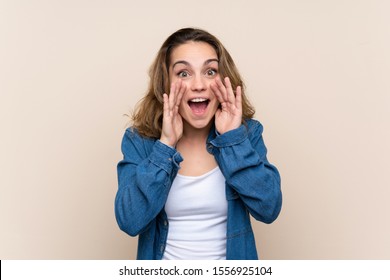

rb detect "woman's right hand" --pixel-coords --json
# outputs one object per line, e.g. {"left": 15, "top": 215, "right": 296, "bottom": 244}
{"left": 160, "top": 81, "right": 186, "bottom": 147}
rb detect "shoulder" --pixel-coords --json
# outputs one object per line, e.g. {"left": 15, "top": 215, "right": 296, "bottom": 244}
{"left": 123, "top": 127, "right": 157, "bottom": 142}
{"left": 121, "top": 127, "right": 157, "bottom": 155}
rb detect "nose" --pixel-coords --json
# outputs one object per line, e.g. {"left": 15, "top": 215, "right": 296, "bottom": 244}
{"left": 190, "top": 75, "right": 206, "bottom": 92}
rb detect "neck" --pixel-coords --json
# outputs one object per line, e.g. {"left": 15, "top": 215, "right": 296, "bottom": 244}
{"left": 180, "top": 121, "right": 213, "bottom": 144}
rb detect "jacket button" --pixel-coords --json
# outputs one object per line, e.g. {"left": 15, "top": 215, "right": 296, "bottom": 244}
{"left": 164, "top": 220, "right": 168, "bottom": 226}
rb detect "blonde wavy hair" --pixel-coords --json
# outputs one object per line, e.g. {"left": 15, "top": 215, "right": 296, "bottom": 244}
{"left": 131, "top": 27, "right": 255, "bottom": 138}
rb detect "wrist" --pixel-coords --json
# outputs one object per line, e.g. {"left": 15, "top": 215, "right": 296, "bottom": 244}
{"left": 159, "top": 136, "right": 176, "bottom": 148}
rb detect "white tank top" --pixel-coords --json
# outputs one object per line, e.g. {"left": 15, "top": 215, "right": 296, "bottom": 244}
{"left": 162, "top": 166, "right": 228, "bottom": 260}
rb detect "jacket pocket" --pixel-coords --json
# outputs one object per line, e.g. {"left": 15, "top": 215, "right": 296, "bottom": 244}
{"left": 226, "top": 226, "right": 252, "bottom": 239}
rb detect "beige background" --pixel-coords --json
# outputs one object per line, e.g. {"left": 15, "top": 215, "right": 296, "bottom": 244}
{"left": 1, "top": 0, "right": 389, "bottom": 259}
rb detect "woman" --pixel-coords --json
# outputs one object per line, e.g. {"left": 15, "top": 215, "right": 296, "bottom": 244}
{"left": 115, "top": 28, "right": 282, "bottom": 260}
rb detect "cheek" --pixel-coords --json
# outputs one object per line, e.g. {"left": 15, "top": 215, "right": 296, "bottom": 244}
{"left": 170, "top": 75, "right": 179, "bottom": 83}
{"left": 178, "top": 97, "right": 187, "bottom": 113}
{"left": 170, "top": 76, "right": 191, "bottom": 89}
{"left": 206, "top": 76, "right": 219, "bottom": 91}
{"left": 210, "top": 99, "right": 220, "bottom": 113}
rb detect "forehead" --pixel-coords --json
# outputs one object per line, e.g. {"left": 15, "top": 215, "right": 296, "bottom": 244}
{"left": 169, "top": 41, "right": 218, "bottom": 66}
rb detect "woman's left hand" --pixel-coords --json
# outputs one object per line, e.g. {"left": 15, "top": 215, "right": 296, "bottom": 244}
{"left": 211, "top": 77, "right": 243, "bottom": 134}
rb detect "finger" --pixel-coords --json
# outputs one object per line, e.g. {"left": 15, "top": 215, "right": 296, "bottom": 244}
{"left": 235, "top": 86, "right": 242, "bottom": 110}
{"left": 168, "top": 82, "right": 177, "bottom": 110}
{"left": 176, "top": 81, "right": 185, "bottom": 107}
{"left": 163, "top": 93, "right": 169, "bottom": 116}
{"left": 210, "top": 81, "right": 224, "bottom": 103}
{"left": 215, "top": 77, "right": 228, "bottom": 102}
{"left": 224, "top": 77, "right": 236, "bottom": 104}
{"left": 174, "top": 83, "right": 186, "bottom": 114}
{"left": 211, "top": 82, "right": 229, "bottom": 111}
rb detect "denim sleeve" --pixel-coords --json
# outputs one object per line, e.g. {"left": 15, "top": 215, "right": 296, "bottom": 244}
{"left": 115, "top": 129, "right": 182, "bottom": 236}
{"left": 210, "top": 119, "right": 282, "bottom": 224}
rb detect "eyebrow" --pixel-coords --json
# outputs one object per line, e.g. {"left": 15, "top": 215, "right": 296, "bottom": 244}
{"left": 171, "top": 58, "right": 219, "bottom": 69}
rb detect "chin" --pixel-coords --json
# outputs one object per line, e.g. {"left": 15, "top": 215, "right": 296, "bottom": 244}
{"left": 183, "top": 116, "right": 215, "bottom": 131}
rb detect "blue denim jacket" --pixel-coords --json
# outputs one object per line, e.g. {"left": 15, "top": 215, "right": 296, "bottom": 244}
{"left": 115, "top": 119, "right": 282, "bottom": 259}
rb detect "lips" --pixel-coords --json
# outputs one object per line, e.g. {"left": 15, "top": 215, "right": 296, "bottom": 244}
{"left": 188, "top": 98, "right": 209, "bottom": 115}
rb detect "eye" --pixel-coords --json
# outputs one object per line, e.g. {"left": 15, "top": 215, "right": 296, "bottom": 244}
{"left": 206, "top": 68, "right": 218, "bottom": 76}
{"left": 178, "top": 71, "right": 190, "bottom": 78}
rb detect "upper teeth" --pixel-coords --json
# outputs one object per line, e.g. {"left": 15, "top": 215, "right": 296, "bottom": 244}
{"left": 190, "top": 98, "right": 207, "bottom": 102}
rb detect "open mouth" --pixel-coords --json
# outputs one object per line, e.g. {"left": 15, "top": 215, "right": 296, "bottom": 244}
{"left": 188, "top": 98, "right": 210, "bottom": 114}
